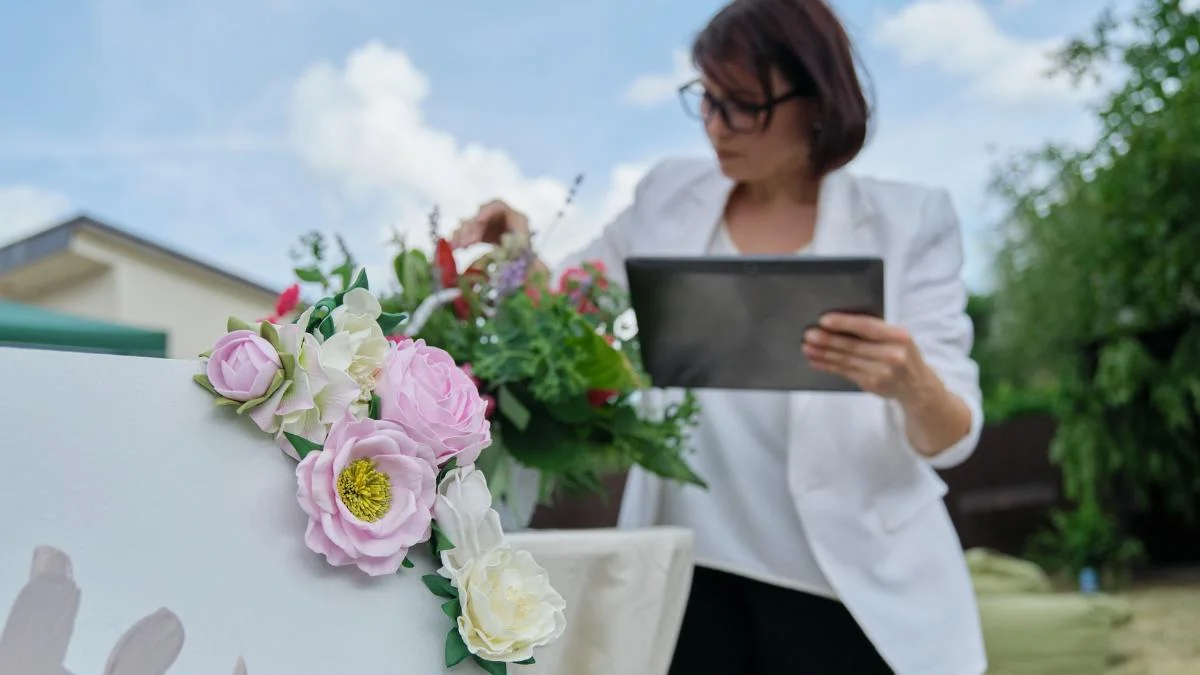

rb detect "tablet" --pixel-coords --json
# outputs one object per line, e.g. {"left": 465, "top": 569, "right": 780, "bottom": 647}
{"left": 624, "top": 255, "right": 885, "bottom": 391}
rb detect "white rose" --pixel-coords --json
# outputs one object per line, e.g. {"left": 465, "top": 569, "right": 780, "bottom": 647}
{"left": 434, "top": 466, "right": 505, "bottom": 576}
{"left": 248, "top": 325, "right": 360, "bottom": 459}
{"left": 320, "top": 288, "right": 390, "bottom": 397}
{"left": 454, "top": 545, "right": 567, "bottom": 663}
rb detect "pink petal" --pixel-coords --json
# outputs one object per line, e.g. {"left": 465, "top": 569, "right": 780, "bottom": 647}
{"left": 304, "top": 520, "right": 352, "bottom": 566}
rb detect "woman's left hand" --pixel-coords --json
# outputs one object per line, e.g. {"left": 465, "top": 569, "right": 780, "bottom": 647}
{"left": 802, "top": 312, "right": 936, "bottom": 404}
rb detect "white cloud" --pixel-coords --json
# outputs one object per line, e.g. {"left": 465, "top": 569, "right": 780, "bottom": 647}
{"left": 621, "top": 49, "right": 697, "bottom": 107}
{"left": 0, "top": 186, "right": 72, "bottom": 246}
{"left": 288, "top": 41, "right": 648, "bottom": 274}
{"left": 873, "top": 0, "right": 1090, "bottom": 105}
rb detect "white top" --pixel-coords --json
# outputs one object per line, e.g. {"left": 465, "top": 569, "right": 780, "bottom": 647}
{"left": 597, "top": 158, "right": 987, "bottom": 675}
{"left": 658, "top": 222, "right": 837, "bottom": 598}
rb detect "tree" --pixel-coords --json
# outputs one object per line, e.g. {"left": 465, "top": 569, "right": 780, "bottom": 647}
{"left": 988, "top": 0, "right": 1200, "bottom": 522}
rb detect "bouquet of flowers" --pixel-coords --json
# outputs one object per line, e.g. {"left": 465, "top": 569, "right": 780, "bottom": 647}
{"left": 193, "top": 269, "right": 564, "bottom": 673}
{"left": 288, "top": 209, "right": 705, "bottom": 525}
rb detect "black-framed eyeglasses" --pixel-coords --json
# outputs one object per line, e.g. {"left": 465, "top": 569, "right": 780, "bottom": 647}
{"left": 678, "top": 79, "right": 802, "bottom": 133}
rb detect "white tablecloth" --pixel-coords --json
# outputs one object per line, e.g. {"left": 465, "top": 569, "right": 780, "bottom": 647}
{"left": 508, "top": 527, "right": 694, "bottom": 675}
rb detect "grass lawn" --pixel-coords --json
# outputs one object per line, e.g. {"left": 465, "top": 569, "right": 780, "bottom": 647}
{"left": 1108, "top": 574, "right": 1200, "bottom": 674}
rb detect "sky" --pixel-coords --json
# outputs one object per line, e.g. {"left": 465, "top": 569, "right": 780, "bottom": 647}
{"left": 0, "top": 0, "right": 1131, "bottom": 294}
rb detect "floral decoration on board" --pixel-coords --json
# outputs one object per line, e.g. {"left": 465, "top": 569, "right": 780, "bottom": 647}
{"left": 288, "top": 194, "right": 705, "bottom": 522}
{"left": 194, "top": 269, "right": 564, "bottom": 673}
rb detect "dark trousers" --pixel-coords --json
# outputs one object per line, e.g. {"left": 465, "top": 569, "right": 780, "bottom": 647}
{"left": 669, "top": 566, "right": 893, "bottom": 675}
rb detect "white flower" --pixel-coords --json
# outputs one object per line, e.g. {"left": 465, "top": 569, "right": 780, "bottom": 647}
{"left": 453, "top": 545, "right": 566, "bottom": 663}
{"left": 318, "top": 288, "right": 390, "bottom": 399}
{"left": 434, "top": 466, "right": 505, "bottom": 576}
{"left": 248, "top": 324, "right": 360, "bottom": 459}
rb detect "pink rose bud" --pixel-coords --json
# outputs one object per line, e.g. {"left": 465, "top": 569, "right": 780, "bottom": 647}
{"left": 206, "top": 330, "right": 282, "bottom": 402}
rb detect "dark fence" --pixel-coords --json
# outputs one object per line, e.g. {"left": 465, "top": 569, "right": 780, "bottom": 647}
{"left": 936, "top": 414, "right": 1063, "bottom": 555}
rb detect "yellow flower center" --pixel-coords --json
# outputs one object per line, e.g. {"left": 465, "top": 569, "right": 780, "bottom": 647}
{"left": 337, "top": 458, "right": 392, "bottom": 522}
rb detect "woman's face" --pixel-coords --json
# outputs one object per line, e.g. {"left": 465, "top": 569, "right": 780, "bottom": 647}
{"left": 697, "top": 66, "right": 816, "bottom": 183}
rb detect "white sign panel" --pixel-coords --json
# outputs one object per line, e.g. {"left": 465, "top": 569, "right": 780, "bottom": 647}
{"left": 0, "top": 348, "right": 449, "bottom": 673}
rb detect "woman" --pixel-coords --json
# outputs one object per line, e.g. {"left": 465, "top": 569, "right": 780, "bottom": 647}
{"left": 450, "top": 1, "right": 986, "bottom": 673}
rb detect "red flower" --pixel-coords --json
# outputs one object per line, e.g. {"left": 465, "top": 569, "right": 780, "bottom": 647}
{"left": 434, "top": 238, "right": 459, "bottom": 290}
{"left": 557, "top": 260, "right": 608, "bottom": 315}
{"left": 259, "top": 283, "right": 302, "bottom": 323}
{"left": 586, "top": 389, "right": 618, "bottom": 408}
{"left": 275, "top": 283, "right": 301, "bottom": 317}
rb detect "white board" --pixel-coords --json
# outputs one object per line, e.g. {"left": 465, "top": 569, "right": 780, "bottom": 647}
{"left": 0, "top": 347, "right": 450, "bottom": 673}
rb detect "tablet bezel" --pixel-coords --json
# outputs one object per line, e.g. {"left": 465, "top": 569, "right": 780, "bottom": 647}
{"left": 624, "top": 255, "right": 885, "bottom": 391}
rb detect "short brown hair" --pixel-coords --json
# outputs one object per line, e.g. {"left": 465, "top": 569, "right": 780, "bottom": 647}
{"left": 692, "top": 0, "right": 872, "bottom": 176}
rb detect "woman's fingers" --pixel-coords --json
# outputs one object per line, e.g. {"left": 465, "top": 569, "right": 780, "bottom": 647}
{"left": 449, "top": 200, "right": 529, "bottom": 249}
{"left": 804, "top": 328, "right": 908, "bottom": 367}
{"left": 818, "top": 313, "right": 909, "bottom": 344}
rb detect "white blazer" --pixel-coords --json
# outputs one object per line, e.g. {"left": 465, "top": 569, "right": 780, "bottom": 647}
{"left": 561, "top": 157, "right": 987, "bottom": 675}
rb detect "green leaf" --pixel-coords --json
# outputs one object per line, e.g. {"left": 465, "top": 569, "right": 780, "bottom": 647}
{"left": 401, "top": 556, "right": 414, "bottom": 569}
{"left": 226, "top": 316, "right": 255, "bottom": 333}
{"left": 337, "top": 268, "right": 368, "bottom": 297}
{"left": 441, "top": 598, "right": 462, "bottom": 619}
{"left": 438, "top": 456, "right": 459, "bottom": 482}
{"left": 422, "top": 573, "right": 458, "bottom": 599}
{"left": 436, "top": 526, "right": 453, "bottom": 552}
{"left": 444, "top": 626, "right": 470, "bottom": 668}
{"left": 294, "top": 266, "right": 325, "bottom": 283}
{"left": 497, "top": 386, "right": 531, "bottom": 431}
{"left": 398, "top": 250, "right": 433, "bottom": 305}
{"left": 515, "top": 657, "right": 536, "bottom": 665}
{"left": 258, "top": 320, "right": 282, "bottom": 351}
{"left": 368, "top": 394, "right": 382, "bottom": 420}
{"left": 193, "top": 373, "right": 218, "bottom": 396}
{"left": 280, "top": 352, "right": 297, "bottom": 380}
{"left": 317, "top": 315, "right": 336, "bottom": 341}
{"left": 283, "top": 432, "right": 324, "bottom": 459}
{"left": 571, "top": 323, "right": 640, "bottom": 392}
{"left": 331, "top": 259, "right": 355, "bottom": 291}
{"left": 377, "top": 310, "right": 408, "bottom": 334}
{"left": 472, "top": 655, "right": 507, "bottom": 675}
{"left": 302, "top": 299, "right": 336, "bottom": 333}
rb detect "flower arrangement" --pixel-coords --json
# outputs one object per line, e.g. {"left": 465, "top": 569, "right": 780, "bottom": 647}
{"left": 289, "top": 208, "right": 705, "bottom": 525}
{"left": 194, "top": 269, "right": 564, "bottom": 673}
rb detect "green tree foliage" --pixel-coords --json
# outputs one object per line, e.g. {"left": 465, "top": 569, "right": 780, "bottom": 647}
{"left": 988, "top": 0, "right": 1200, "bottom": 520}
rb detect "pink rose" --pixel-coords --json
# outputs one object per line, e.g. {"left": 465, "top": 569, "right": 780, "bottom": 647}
{"left": 295, "top": 415, "right": 439, "bottom": 576}
{"left": 375, "top": 339, "right": 492, "bottom": 466}
{"left": 206, "top": 329, "right": 282, "bottom": 402}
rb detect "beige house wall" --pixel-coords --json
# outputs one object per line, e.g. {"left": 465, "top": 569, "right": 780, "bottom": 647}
{"left": 16, "top": 230, "right": 278, "bottom": 359}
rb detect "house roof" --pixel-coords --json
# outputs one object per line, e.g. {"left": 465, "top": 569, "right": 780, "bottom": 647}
{"left": 0, "top": 214, "right": 282, "bottom": 298}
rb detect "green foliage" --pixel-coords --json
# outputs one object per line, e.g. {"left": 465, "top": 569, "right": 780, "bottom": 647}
{"left": 1026, "top": 501, "right": 1147, "bottom": 587}
{"left": 287, "top": 228, "right": 704, "bottom": 508}
{"left": 988, "top": 0, "right": 1200, "bottom": 529}
{"left": 290, "top": 231, "right": 360, "bottom": 296}
{"left": 967, "top": 292, "right": 1061, "bottom": 424}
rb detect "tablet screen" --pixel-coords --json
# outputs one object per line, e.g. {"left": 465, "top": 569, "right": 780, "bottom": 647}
{"left": 625, "top": 256, "right": 884, "bottom": 391}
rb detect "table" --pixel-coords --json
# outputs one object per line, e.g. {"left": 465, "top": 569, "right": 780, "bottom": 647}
{"left": 509, "top": 527, "right": 694, "bottom": 675}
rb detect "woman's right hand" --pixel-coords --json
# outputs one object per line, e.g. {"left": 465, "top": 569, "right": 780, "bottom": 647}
{"left": 450, "top": 199, "right": 530, "bottom": 249}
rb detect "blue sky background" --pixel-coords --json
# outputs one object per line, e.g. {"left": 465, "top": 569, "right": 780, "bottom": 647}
{"left": 0, "top": 0, "right": 1132, "bottom": 293}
